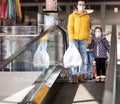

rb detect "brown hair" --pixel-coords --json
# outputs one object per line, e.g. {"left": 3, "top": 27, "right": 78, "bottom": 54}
{"left": 78, "top": 0, "right": 86, "bottom": 3}
{"left": 94, "top": 27, "right": 102, "bottom": 32}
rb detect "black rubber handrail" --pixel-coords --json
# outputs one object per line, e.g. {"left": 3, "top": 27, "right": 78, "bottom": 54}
{"left": 0, "top": 26, "right": 54, "bottom": 70}
{"left": 103, "top": 25, "right": 117, "bottom": 104}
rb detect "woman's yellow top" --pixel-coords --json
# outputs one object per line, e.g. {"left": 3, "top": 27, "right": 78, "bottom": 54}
{"left": 68, "top": 12, "right": 91, "bottom": 44}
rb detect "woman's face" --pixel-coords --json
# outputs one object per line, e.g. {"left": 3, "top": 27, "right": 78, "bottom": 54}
{"left": 77, "top": 1, "right": 86, "bottom": 12}
{"left": 94, "top": 29, "right": 102, "bottom": 37}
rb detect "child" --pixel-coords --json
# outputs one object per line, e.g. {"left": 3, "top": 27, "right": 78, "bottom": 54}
{"left": 89, "top": 27, "right": 110, "bottom": 82}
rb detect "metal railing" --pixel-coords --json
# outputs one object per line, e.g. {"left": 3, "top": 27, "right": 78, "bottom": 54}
{"left": 0, "top": 25, "right": 68, "bottom": 104}
{"left": 103, "top": 25, "right": 117, "bottom": 104}
{"left": 0, "top": 26, "right": 53, "bottom": 70}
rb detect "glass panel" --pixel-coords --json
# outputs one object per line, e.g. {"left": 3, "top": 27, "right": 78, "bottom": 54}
{"left": 0, "top": 27, "right": 64, "bottom": 72}
{"left": 37, "top": 13, "right": 56, "bottom": 31}
{"left": 22, "top": 6, "right": 38, "bottom": 26}
{"left": 58, "top": 5, "right": 66, "bottom": 27}
{"left": 105, "top": 25, "right": 112, "bottom": 43}
{"left": 0, "top": 26, "right": 37, "bottom": 35}
{"left": 0, "top": 13, "right": 57, "bottom": 62}
{"left": 106, "top": 5, "right": 120, "bottom": 23}
{"left": 117, "top": 25, "right": 120, "bottom": 60}
{"left": 0, "top": 26, "right": 37, "bottom": 62}
{"left": 0, "top": 13, "right": 66, "bottom": 103}
{"left": 89, "top": 5, "right": 101, "bottom": 23}
{"left": 0, "top": 27, "right": 65, "bottom": 103}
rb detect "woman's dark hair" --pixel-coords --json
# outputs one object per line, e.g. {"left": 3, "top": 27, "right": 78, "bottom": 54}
{"left": 74, "top": 5, "right": 77, "bottom": 10}
{"left": 78, "top": 0, "right": 86, "bottom": 3}
{"left": 94, "top": 27, "right": 102, "bottom": 32}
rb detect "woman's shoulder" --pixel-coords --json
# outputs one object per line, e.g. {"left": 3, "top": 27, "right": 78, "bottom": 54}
{"left": 69, "top": 13, "right": 77, "bottom": 18}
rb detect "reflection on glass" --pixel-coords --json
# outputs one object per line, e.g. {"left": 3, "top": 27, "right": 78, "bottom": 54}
{"left": 0, "top": 26, "right": 36, "bottom": 35}
{"left": 0, "top": 26, "right": 64, "bottom": 72}
{"left": 0, "top": 13, "right": 67, "bottom": 104}
{"left": 37, "top": 13, "right": 56, "bottom": 33}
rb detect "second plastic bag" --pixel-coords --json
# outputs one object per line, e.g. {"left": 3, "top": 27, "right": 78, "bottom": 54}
{"left": 33, "top": 43, "right": 49, "bottom": 68}
{"left": 63, "top": 42, "right": 82, "bottom": 68}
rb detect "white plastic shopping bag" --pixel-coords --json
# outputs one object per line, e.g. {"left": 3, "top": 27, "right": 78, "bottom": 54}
{"left": 33, "top": 43, "right": 49, "bottom": 68}
{"left": 63, "top": 42, "right": 82, "bottom": 68}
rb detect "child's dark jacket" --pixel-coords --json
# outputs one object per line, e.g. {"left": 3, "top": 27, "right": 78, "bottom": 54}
{"left": 88, "top": 37, "right": 110, "bottom": 58}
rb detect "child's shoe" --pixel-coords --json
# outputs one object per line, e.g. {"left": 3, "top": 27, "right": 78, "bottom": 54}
{"left": 100, "top": 75, "right": 106, "bottom": 82}
{"left": 96, "top": 76, "right": 101, "bottom": 82}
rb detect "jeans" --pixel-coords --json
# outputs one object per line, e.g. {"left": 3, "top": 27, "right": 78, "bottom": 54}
{"left": 87, "top": 51, "right": 94, "bottom": 75}
{"left": 70, "top": 40, "right": 88, "bottom": 76}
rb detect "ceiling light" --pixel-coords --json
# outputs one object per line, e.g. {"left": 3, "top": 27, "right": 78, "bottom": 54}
{"left": 114, "top": 7, "right": 118, "bottom": 13}
{"left": 86, "top": 9, "right": 94, "bottom": 14}
{"left": 86, "top": 5, "right": 94, "bottom": 14}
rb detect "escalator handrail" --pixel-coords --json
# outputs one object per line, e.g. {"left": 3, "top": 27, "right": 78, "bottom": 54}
{"left": 0, "top": 25, "right": 68, "bottom": 103}
{"left": 103, "top": 25, "right": 117, "bottom": 104}
{"left": 0, "top": 26, "right": 54, "bottom": 70}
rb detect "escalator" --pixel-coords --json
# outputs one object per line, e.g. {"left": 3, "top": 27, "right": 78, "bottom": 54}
{"left": 52, "top": 25, "right": 120, "bottom": 104}
{"left": 51, "top": 82, "right": 105, "bottom": 104}
{"left": 41, "top": 25, "right": 118, "bottom": 104}
{"left": 0, "top": 22, "right": 119, "bottom": 104}
{"left": 0, "top": 24, "right": 68, "bottom": 104}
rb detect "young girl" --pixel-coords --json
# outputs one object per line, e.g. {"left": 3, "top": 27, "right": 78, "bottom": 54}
{"left": 89, "top": 27, "right": 110, "bottom": 82}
